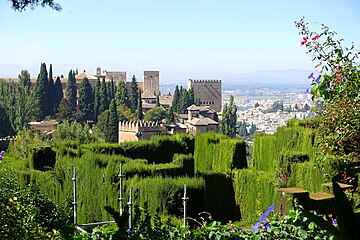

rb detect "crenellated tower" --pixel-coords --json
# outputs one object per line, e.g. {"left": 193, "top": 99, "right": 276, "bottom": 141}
{"left": 188, "top": 79, "right": 222, "bottom": 112}
{"left": 118, "top": 120, "right": 161, "bottom": 143}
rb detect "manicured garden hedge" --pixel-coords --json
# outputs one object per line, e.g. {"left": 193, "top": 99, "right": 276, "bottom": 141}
{"left": 253, "top": 126, "right": 316, "bottom": 175}
{"left": 81, "top": 134, "right": 194, "bottom": 164}
{"left": 232, "top": 169, "right": 278, "bottom": 225}
{"left": 200, "top": 172, "right": 241, "bottom": 223}
{"left": 194, "top": 132, "right": 246, "bottom": 173}
{"left": 287, "top": 161, "right": 325, "bottom": 193}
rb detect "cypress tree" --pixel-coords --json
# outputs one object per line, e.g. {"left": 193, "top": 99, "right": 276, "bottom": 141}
{"left": 93, "top": 78, "right": 101, "bottom": 120}
{"left": 78, "top": 77, "right": 94, "bottom": 122}
{"left": 172, "top": 85, "right": 180, "bottom": 113}
{"left": 53, "top": 76, "right": 63, "bottom": 114}
{"left": 155, "top": 94, "right": 160, "bottom": 107}
{"left": 188, "top": 87, "right": 195, "bottom": 106}
{"left": 129, "top": 75, "right": 138, "bottom": 113}
{"left": 107, "top": 99, "right": 119, "bottom": 143}
{"left": 47, "top": 64, "right": 55, "bottom": 117}
{"left": 137, "top": 92, "right": 143, "bottom": 120}
{"left": 178, "top": 87, "right": 189, "bottom": 114}
{"left": 220, "top": 95, "right": 237, "bottom": 138}
{"left": 166, "top": 106, "right": 175, "bottom": 123}
{"left": 99, "top": 78, "right": 108, "bottom": 113}
{"left": 65, "top": 69, "right": 77, "bottom": 111}
{"left": 115, "top": 81, "right": 129, "bottom": 108}
{"left": 34, "top": 63, "right": 49, "bottom": 119}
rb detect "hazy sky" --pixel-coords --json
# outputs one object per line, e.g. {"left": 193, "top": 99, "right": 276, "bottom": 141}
{"left": 0, "top": 0, "right": 359, "bottom": 80}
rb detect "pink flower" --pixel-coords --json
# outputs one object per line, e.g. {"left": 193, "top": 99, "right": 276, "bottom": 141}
{"left": 312, "top": 33, "right": 320, "bottom": 41}
{"left": 300, "top": 37, "right": 308, "bottom": 46}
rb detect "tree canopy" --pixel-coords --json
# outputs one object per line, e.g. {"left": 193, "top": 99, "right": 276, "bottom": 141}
{"left": 9, "top": 0, "right": 62, "bottom": 11}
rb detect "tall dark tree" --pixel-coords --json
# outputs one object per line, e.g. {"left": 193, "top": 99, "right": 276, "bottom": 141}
{"left": 99, "top": 78, "right": 109, "bottom": 113}
{"left": 46, "top": 63, "right": 55, "bottom": 117}
{"left": 172, "top": 85, "right": 180, "bottom": 113}
{"left": 115, "top": 81, "right": 128, "bottom": 108}
{"left": 93, "top": 78, "right": 101, "bottom": 120}
{"left": 34, "top": 63, "right": 49, "bottom": 119}
{"left": 136, "top": 92, "right": 143, "bottom": 120}
{"left": 53, "top": 76, "right": 63, "bottom": 114}
{"left": 188, "top": 87, "right": 195, "bottom": 106}
{"left": 78, "top": 77, "right": 94, "bottom": 122}
{"left": 178, "top": 86, "right": 189, "bottom": 114}
{"left": 220, "top": 95, "right": 237, "bottom": 138}
{"left": 129, "top": 75, "right": 139, "bottom": 113}
{"left": 155, "top": 94, "right": 160, "bottom": 107}
{"left": 166, "top": 106, "right": 175, "bottom": 123}
{"left": 109, "top": 78, "right": 115, "bottom": 103}
{"left": 65, "top": 69, "right": 77, "bottom": 111}
{"left": 107, "top": 99, "right": 119, "bottom": 143}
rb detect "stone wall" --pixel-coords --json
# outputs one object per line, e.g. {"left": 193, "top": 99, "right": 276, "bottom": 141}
{"left": 118, "top": 121, "right": 161, "bottom": 143}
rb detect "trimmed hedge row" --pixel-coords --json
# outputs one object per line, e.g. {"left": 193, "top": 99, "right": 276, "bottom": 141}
{"left": 81, "top": 134, "right": 194, "bottom": 164}
{"left": 194, "top": 132, "right": 247, "bottom": 173}
{"left": 253, "top": 126, "right": 316, "bottom": 175}
{"left": 287, "top": 161, "right": 325, "bottom": 193}
{"left": 200, "top": 172, "right": 241, "bottom": 223}
{"left": 232, "top": 169, "right": 278, "bottom": 225}
{"left": 128, "top": 176, "right": 205, "bottom": 219}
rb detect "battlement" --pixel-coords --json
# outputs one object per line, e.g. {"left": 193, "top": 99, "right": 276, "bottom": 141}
{"left": 188, "top": 79, "right": 222, "bottom": 83}
{"left": 118, "top": 120, "right": 161, "bottom": 143}
{"left": 119, "top": 120, "right": 160, "bottom": 132}
{"left": 144, "top": 71, "right": 159, "bottom": 74}
{"left": 106, "top": 71, "right": 126, "bottom": 74}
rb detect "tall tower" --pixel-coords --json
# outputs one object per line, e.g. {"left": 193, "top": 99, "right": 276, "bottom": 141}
{"left": 95, "top": 67, "right": 101, "bottom": 77}
{"left": 143, "top": 71, "right": 160, "bottom": 95}
{"left": 188, "top": 79, "right": 222, "bottom": 112}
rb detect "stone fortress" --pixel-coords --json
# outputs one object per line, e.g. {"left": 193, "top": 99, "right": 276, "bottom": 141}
{"left": 118, "top": 121, "right": 161, "bottom": 142}
{"left": 188, "top": 79, "right": 222, "bottom": 112}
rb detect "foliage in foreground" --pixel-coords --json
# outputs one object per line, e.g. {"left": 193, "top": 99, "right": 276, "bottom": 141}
{"left": 0, "top": 170, "right": 71, "bottom": 239}
{"left": 75, "top": 205, "right": 334, "bottom": 240}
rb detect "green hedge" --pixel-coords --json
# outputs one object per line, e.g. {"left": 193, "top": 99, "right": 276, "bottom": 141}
{"left": 128, "top": 176, "right": 205, "bottom": 219}
{"left": 277, "top": 150, "right": 309, "bottom": 187}
{"left": 30, "top": 146, "right": 56, "bottom": 171}
{"left": 194, "top": 133, "right": 246, "bottom": 173}
{"left": 81, "top": 134, "right": 194, "bottom": 164}
{"left": 253, "top": 126, "right": 316, "bottom": 175}
{"left": 232, "top": 169, "right": 278, "bottom": 225}
{"left": 200, "top": 172, "right": 241, "bottom": 223}
{"left": 287, "top": 161, "right": 325, "bottom": 193}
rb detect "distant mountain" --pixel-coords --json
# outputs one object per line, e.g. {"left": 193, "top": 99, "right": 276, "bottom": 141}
{"left": 222, "top": 69, "right": 315, "bottom": 85}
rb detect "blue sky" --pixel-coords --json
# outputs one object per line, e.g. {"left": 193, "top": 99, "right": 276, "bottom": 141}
{"left": 0, "top": 0, "right": 359, "bottom": 82}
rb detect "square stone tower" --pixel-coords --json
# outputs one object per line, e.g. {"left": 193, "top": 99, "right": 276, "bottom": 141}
{"left": 188, "top": 79, "right": 222, "bottom": 112}
{"left": 143, "top": 71, "right": 160, "bottom": 95}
